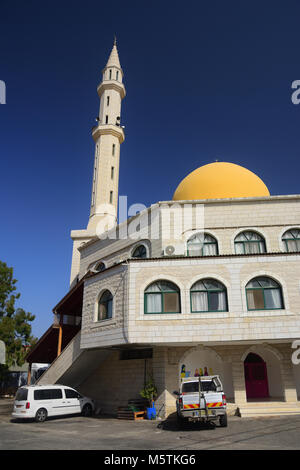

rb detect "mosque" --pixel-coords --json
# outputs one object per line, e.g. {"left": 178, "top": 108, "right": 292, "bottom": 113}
{"left": 27, "top": 40, "right": 300, "bottom": 418}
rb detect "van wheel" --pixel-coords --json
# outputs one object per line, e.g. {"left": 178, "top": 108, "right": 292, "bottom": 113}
{"left": 35, "top": 408, "right": 47, "bottom": 423}
{"left": 219, "top": 413, "right": 228, "bottom": 427}
{"left": 82, "top": 404, "right": 93, "bottom": 417}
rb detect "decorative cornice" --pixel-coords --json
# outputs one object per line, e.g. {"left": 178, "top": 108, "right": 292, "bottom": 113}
{"left": 92, "top": 124, "right": 125, "bottom": 143}
{"left": 97, "top": 80, "right": 126, "bottom": 99}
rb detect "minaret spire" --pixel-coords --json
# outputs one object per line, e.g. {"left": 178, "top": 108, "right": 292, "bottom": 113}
{"left": 87, "top": 40, "right": 126, "bottom": 234}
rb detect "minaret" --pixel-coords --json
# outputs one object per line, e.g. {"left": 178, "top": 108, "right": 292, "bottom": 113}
{"left": 87, "top": 38, "right": 126, "bottom": 233}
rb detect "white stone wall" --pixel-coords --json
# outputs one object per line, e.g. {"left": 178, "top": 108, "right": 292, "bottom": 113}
{"left": 73, "top": 195, "right": 300, "bottom": 285}
{"left": 80, "top": 264, "right": 129, "bottom": 349}
{"left": 127, "top": 255, "right": 300, "bottom": 345}
{"left": 77, "top": 196, "right": 300, "bottom": 352}
{"left": 78, "top": 350, "right": 152, "bottom": 415}
{"left": 76, "top": 343, "right": 300, "bottom": 417}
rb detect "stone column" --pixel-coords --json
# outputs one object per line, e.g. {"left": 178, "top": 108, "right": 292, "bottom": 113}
{"left": 152, "top": 347, "right": 168, "bottom": 418}
{"left": 152, "top": 347, "right": 182, "bottom": 418}
{"left": 231, "top": 357, "right": 247, "bottom": 404}
{"left": 280, "top": 357, "right": 298, "bottom": 402}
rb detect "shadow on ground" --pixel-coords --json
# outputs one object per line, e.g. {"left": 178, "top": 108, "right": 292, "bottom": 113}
{"left": 156, "top": 412, "right": 217, "bottom": 432}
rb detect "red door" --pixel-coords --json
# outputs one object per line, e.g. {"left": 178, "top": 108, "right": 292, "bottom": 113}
{"left": 244, "top": 354, "right": 269, "bottom": 399}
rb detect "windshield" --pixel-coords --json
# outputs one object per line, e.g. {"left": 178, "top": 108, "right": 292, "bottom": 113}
{"left": 182, "top": 380, "right": 217, "bottom": 393}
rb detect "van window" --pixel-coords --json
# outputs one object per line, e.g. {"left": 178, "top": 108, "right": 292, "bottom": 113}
{"left": 65, "top": 389, "right": 81, "bottom": 399}
{"left": 15, "top": 388, "right": 28, "bottom": 401}
{"left": 34, "top": 389, "right": 63, "bottom": 400}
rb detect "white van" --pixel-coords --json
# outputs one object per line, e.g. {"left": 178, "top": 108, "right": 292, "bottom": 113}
{"left": 12, "top": 385, "right": 95, "bottom": 422}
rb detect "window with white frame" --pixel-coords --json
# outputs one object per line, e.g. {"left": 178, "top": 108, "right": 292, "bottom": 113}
{"left": 97, "top": 290, "right": 113, "bottom": 321}
{"left": 132, "top": 244, "right": 147, "bottom": 259}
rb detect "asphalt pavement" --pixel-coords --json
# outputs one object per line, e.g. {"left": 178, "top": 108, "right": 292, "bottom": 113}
{"left": 1, "top": 411, "right": 300, "bottom": 451}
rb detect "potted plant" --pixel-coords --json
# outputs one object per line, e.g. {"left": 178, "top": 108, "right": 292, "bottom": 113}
{"left": 140, "top": 377, "right": 157, "bottom": 419}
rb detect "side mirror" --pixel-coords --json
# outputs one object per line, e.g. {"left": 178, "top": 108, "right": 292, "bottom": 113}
{"left": 173, "top": 391, "right": 179, "bottom": 396}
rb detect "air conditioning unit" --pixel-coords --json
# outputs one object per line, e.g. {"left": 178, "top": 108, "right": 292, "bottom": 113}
{"left": 163, "top": 243, "right": 185, "bottom": 256}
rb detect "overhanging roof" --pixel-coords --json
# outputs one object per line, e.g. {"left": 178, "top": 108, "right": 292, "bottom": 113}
{"left": 53, "top": 276, "right": 85, "bottom": 317}
{"left": 26, "top": 325, "right": 80, "bottom": 364}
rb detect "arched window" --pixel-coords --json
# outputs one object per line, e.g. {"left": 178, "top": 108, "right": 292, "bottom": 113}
{"left": 132, "top": 244, "right": 147, "bottom": 259}
{"left": 98, "top": 290, "right": 113, "bottom": 321}
{"left": 144, "top": 281, "right": 181, "bottom": 314}
{"left": 187, "top": 233, "right": 218, "bottom": 256}
{"left": 190, "top": 279, "right": 228, "bottom": 313}
{"left": 234, "top": 231, "right": 266, "bottom": 254}
{"left": 94, "top": 261, "right": 106, "bottom": 272}
{"left": 282, "top": 229, "right": 300, "bottom": 252}
{"left": 246, "top": 277, "right": 284, "bottom": 310}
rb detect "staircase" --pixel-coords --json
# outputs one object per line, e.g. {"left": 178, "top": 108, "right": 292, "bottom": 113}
{"left": 37, "top": 330, "right": 110, "bottom": 389}
{"left": 237, "top": 401, "right": 300, "bottom": 418}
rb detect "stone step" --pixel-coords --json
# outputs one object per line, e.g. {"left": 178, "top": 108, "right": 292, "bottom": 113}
{"left": 240, "top": 410, "right": 300, "bottom": 417}
{"left": 238, "top": 402, "right": 300, "bottom": 408}
{"left": 226, "top": 401, "right": 300, "bottom": 418}
{"left": 238, "top": 402, "right": 300, "bottom": 417}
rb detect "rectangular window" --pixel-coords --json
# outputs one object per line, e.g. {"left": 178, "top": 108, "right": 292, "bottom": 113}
{"left": 16, "top": 388, "right": 28, "bottom": 401}
{"left": 65, "top": 389, "right": 82, "bottom": 399}
{"left": 111, "top": 166, "right": 114, "bottom": 179}
{"left": 34, "top": 389, "right": 63, "bottom": 400}
{"left": 163, "top": 292, "right": 180, "bottom": 312}
{"left": 182, "top": 381, "right": 217, "bottom": 393}
{"left": 246, "top": 289, "right": 264, "bottom": 310}
{"left": 105, "top": 115, "right": 108, "bottom": 124}
{"left": 120, "top": 349, "right": 152, "bottom": 360}
{"left": 112, "top": 144, "right": 115, "bottom": 156}
{"left": 107, "top": 96, "right": 110, "bottom": 106}
{"left": 116, "top": 71, "right": 119, "bottom": 81}
{"left": 109, "top": 191, "right": 113, "bottom": 204}
{"left": 109, "top": 69, "right": 112, "bottom": 80}
{"left": 145, "top": 293, "right": 162, "bottom": 313}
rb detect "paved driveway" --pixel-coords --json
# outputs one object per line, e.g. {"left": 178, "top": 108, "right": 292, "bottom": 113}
{"left": 1, "top": 412, "right": 300, "bottom": 450}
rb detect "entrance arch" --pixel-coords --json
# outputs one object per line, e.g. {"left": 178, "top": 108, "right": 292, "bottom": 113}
{"left": 178, "top": 346, "right": 234, "bottom": 399}
{"left": 244, "top": 353, "right": 269, "bottom": 399}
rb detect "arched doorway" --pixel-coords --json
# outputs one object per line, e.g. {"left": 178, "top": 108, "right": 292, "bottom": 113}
{"left": 244, "top": 353, "right": 269, "bottom": 399}
{"left": 178, "top": 347, "right": 234, "bottom": 399}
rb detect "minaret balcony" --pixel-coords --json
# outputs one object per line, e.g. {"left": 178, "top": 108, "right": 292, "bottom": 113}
{"left": 92, "top": 123, "right": 125, "bottom": 143}
{"left": 97, "top": 80, "right": 126, "bottom": 99}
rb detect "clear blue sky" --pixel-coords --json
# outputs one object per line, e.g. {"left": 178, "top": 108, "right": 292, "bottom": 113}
{"left": 1, "top": 0, "right": 300, "bottom": 338}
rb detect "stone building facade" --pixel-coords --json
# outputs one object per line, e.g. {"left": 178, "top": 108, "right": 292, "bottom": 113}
{"left": 31, "top": 41, "right": 300, "bottom": 419}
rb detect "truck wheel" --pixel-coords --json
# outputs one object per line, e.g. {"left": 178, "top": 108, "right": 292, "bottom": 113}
{"left": 35, "top": 408, "right": 47, "bottom": 423}
{"left": 219, "top": 413, "right": 228, "bottom": 427}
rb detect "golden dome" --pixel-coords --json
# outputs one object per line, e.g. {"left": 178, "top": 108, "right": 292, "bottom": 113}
{"left": 172, "top": 162, "right": 270, "bottom": 201}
